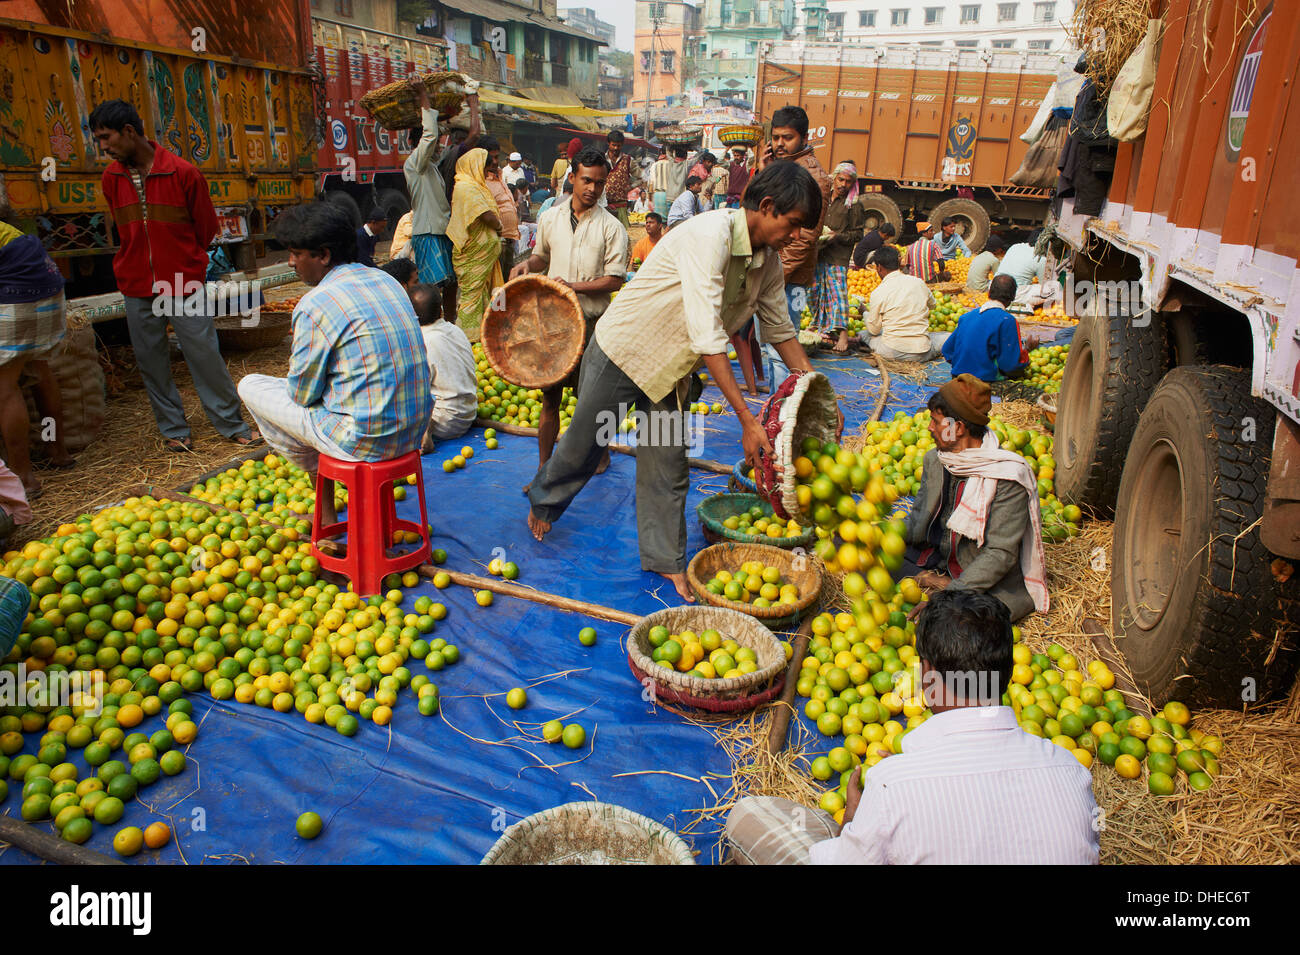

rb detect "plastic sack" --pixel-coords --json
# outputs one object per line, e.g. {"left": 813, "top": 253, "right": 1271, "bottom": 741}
{"left": 1108, "top": 19, "right": 1162, "bottom": 142}
{"left": 1020, "top": 84, "right": 1057, "bottom": 144}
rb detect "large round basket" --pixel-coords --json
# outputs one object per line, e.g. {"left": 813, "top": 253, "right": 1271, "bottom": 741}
{"left": 481, "top": 274, "right": 585, "bottom": 389}
{"left": 1036, "top": 392, "right": 1057, "bottom": 432}
{"left": 696, "top": 492, "right": 814, "bottom": 549}
{"left": 754, "top": 372, "right": 840, "bottom": 521}
{"left": 627, "top": 605, "right": 787, "bottom": 714}
{"left": 728, "top": 458, "right": 757, "bottom": 493}
{"left": 718, "top": 124, "right": 763, "bottom": 147}
{"left": 686, "top": 542, "right": 823, "bottom": 630}
{"left": 214, "top": 312, "right": 292, "bottom": 352}
{"left": 480, "top": 801, "right": 695, "bottom": 865}
{"left": 359, "top": 71, "right": 467, "bottom": 131}
{"left": 656, "top": 124, "right": 702, "bottom": 146}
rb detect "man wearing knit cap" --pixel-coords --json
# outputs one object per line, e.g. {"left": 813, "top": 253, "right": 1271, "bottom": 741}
{"left": 903, "top": 374, "right": 1049, "bottom": 622}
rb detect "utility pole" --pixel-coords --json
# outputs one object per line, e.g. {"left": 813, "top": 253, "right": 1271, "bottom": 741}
{"left": 644, "top": 2, "right": 664, "bottom": 138}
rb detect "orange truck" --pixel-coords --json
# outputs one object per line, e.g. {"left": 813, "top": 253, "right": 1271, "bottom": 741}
{"left": 754, "top": 42, "right": 1062, "bottom": 249}
{"left": 1053, "top": 0, "right": 1298, "bottom": 707}
{"left": 0, "top": 0, "right": 318, "bottom": 308}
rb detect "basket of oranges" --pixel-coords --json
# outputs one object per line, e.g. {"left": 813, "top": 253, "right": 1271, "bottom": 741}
{"left": 696, "top": 493, "right": 814, "bottom": 549}
{"left": 626, "top": 605, "right": 787, "bottom": 713}
{"left": 686, "top": 542, "right": 823, "bottom": 629}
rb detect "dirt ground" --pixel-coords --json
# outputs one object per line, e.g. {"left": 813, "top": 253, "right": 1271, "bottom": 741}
{"left": 8, "top": 252, "right": 1298, "bottom": 865}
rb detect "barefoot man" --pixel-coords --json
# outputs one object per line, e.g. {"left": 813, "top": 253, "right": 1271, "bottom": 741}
{"left": 525, "top": 161, "right": 842, "bottom": 601}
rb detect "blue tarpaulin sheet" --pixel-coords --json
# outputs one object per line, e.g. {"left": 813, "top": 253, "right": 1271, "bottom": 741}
{"left": 4, "top": 354, "right": 941, "bottom": 865}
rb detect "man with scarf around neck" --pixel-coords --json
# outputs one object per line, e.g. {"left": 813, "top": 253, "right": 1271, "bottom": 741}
{"left": 903, "top": 375, "right": 1049, "bottom": 623}
{"left": 752, "top": 106, "right": 833, "bottom": 385}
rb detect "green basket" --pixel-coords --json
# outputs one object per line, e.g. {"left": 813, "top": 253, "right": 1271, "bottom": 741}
{"left": 696, "top": 493, "right": 815, "bottom": 550}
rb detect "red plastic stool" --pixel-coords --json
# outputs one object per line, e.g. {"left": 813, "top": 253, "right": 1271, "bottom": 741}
{"left": 310, "top": 451, "right": 431, "bottom": 596}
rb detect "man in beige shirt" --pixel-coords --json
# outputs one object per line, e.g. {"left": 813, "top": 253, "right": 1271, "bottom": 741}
{"left": 511, "top": 146, "right": 627, "bottom": 467}
{"left": 861, "top": 244, "right": 938, "bottom": 361}
{"left": 526, "top": 161, "right": 842, "bottom": 601}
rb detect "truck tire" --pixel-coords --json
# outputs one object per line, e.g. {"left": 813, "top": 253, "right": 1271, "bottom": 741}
{"left": 1054, "top": 294, "right": 1166, "bottom": 513}
{"left": 322, "top": 190, "right": 362, "bottom": 231}
{"left": 1112, "top": 366, "right": 1299, "bottom": 708}
{"left": 857, "top": 193, "right": 903, "bottom": 237}
{"left": 374, "top": 188, "right": 410, "bottom": 240}
{"left": 928, "top": 197, "right": 990, "bottom": 253}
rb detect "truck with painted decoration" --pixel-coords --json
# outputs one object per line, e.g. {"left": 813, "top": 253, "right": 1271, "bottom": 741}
{"left": 754, "top": 41, "right": 1063, "bottom": 249}
{"left": 0, "top": 0, "right": 318, "bottom": 301}
{"left": 1052, "top": 0, "right": 1298, "bottom": 707}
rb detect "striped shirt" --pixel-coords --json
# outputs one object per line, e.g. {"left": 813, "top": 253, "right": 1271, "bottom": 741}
{"left": 287, "top": 263, "right": 432, "bottom": 462}
{"left": 809, "top": 706, "right": 1100, "bottom": 864}
{"left": 906, "top": 237, "right": 946, "bottom": 282}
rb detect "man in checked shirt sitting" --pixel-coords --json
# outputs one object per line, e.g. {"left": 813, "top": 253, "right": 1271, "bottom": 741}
{"left": 725, "top": 589, "right": 1099, "bottom": 864}
{"left": 238, "top": 202, "right": 431, "bottom": 485}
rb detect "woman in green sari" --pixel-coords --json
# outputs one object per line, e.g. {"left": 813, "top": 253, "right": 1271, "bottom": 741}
{"left": 447, "top": 148, "right": 504, "bottom": 333}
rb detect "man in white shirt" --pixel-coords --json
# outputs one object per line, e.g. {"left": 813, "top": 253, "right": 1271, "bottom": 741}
{"left": 524, "top": 162, "right": 842, "bottom": 601}
{"left": 503, "top": 152, "right": 528, "bottom": 188}
{"left": 511, "top": 146, "right": 628, "bottom": 468}
{"left": 996, "top": 237, "right": 1046, "bottom": 288}
{"left": 725, "top": 589, "right": 1100, "bottom": 865}
{"left": 407, "top": 284, "right": 477, "bottom": 446}
{"left": 861, "top": 245, "right": 938, "bottom": 361}
{"left": 666, "top": 176, "right": 704, "bottom": 229}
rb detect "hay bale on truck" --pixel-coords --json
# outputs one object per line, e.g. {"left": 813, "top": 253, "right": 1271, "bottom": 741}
{"left": 0, "top": 0, "right": 319, "bottom": 303}
{"left": 754, "top": 42, "right": 1062, "bottom": 250}
{"left": 1051, "top": 0, "right": 1300, "bottom": 708}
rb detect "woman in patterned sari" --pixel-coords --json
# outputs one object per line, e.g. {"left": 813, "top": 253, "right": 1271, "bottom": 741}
{"left": 448, "top": 148, "right": 503, "bottom": 333}
{"left": 814, "top": 162, "right": 865, "bottom": 353}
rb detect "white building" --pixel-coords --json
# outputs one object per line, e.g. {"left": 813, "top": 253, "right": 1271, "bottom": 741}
{"left": 813, "top": 0, "right": 1075, "bottom": 51}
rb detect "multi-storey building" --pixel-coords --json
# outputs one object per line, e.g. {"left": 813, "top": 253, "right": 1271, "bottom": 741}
{"left": 814, "top": 0, "right": 1075, "bottom": 50}
{"left": 632, "top": 1, "right": 703, "bottom": 114}
{"left": 694, "top": 0, "right": 794, "bottom": 107}
{"left": 560, "top": 6, "right": 618, "bottom": 46}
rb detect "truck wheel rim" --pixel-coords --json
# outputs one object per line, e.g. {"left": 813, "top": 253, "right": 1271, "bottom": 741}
{"left": 1059, "top": 339, "right": 1094, "bottom": 471}
{"left": 1124, "top": 437, "right": 1184, "bottom": 631}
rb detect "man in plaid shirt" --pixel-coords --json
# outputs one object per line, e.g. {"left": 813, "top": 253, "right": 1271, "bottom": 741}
{"left": 238, "top": 203, "right": 431, "bottom": 479}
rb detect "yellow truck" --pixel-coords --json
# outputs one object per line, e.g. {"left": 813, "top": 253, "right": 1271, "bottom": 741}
{"left": 0, "top": 0, "right": 319, "bottom": 313}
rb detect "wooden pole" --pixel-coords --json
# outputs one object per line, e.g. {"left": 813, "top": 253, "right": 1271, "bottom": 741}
{"left": 608, "top": 444, "right": 734, "bottom": 476}
{"left": 418, "top": 565, "right": 642, "bottom": 626}
{"left": 0, "top": 817, "right": 125, "bottom": 865}
{"left": 766, "top": 618, "right": 813, "bottom": 755}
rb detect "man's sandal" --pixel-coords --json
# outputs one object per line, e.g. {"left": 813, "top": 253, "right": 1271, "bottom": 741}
{"left": 164, "top": 437, "right": 195, "bottom": 453}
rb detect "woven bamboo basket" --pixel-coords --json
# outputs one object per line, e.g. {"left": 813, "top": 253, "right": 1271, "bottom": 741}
{"left": 481, "top": 274, "right": 586, "bottom": 389}
{"left": 656, "top": 125, "right": 701, "bottom": 146}
{"left": 754, "top": 371, "right": 839, "bottom": 522}
{"left": 696, "top": 493, "right": 814, "bottom": 549}
{"left": 626, "top": 605, "right": 786, "bottom": 712}
{"left": 480, "top": 802, "right": 695, "bottom": 865}
{"left": 1036, "top": 392, "right": 1057, "bottom": 431}
{"left": 718, "top": 124, "right": 763, "bottom": 147}
{"left": 685, "top": 542, "right": 823, "bottom": 629}
{"left": 728, "top": 458, "right": 758, "bottom": 493}
{"left": 214, "top": 312, "right": 292, "bottom": 351}
{"left": 359, "top": 71, "right": 468, "bottom": 131}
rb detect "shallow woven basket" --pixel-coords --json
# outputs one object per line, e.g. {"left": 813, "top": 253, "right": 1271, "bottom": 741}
{"left": 718, "top": 124, "right": 763, "bottom": 147}
{"left": 626, "top": 605, "right": 786, "bottom": 711}
{"left": 765, "top": 372, "right": 840, "bottom": 522}
{"left": 359, "top": 71, "right": 466, "bottom": 131}
{"left": 1036, "top": 392, "right": 1057, "bottom": 431}
{"left": 213, "top": 312, "right": 291, "bottom": 351}
{"left": 480, "top": 801, "right": 695, "bottom": 865}
{"left": 697, "top": 492, "right": 814, "bottom": 549}
{"left": 685, "top": 542, "right": 823, "bottom": 628}
{"left": 656, "top": 125, "right": 701, "bottom": 146}
{"left": 481, "top": 274, "right": 585, "bottom": 389}
{"left": 728, "top": 458, "right": 757, "bottom": 493}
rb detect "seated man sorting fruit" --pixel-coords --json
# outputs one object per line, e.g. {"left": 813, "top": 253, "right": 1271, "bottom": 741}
{"left": 901, "top": 375, "right": 1047, "bottom": 623}
{"left": 238, "top": 202, "right": 431, "bottom": 486}
{"left": 725, "top": 590, "right": 1099, "bottom": 864}
{"left": 525, "top": 161, "right": 842, "bottom": 602}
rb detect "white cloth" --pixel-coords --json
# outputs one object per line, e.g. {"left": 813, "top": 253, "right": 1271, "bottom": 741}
{"left": 865, "top": 269, "right": 935, "bottom": 357}
{"left": 809, "top": 707, "right": 1099, "bottom": 865}
{"left": 937, "top": 431, "right": 1049, "bottom": 612}
{"left": 996, "top": 243, "right": 1045, "bottom": 287}
{"left": 420, "top": 321, "right": 478, "bottom": 440}
{"left": 502, "top": 165, "right": 527, "bottom": 188}
{"left": 237, "top": 374, "right": 358, "bottom": 475}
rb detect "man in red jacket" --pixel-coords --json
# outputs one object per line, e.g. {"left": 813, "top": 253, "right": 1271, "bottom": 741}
{"left": 91, "top": 99, "right": 259, "bottom": 453}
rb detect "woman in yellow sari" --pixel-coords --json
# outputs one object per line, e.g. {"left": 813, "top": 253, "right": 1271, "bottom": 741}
{"left": 447, "top": 148, "right": 504, "bottom": 333}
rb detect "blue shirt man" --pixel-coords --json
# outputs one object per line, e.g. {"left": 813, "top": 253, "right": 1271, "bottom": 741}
{"left": 942, "top": 275, "right": 1026, "bottom": 381}
{"left": 935, "top": 218, "right": 971, "bottom": 260}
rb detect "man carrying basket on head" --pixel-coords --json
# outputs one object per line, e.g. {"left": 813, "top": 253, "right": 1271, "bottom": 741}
{"left": 524, "top": 162, "right": 843, "bottom": 602}
{"left": 510, "top": 147, "right": 628, "bottom": 470}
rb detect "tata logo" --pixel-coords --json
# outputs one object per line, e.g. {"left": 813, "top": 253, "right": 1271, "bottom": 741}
{"left": 1226, "top": 6, "right": 1270, "bottom": 160}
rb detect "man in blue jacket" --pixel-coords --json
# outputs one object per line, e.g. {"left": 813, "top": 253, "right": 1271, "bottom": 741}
{"left": 941, "top": 275, "right": 1027, "bottom": 382}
